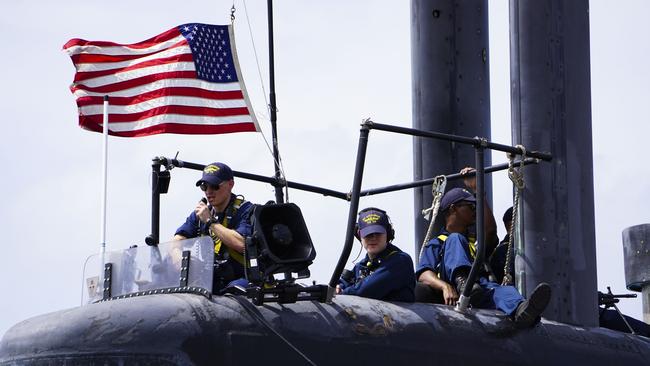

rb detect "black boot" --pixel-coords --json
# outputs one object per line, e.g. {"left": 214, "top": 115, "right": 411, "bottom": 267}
{"left": 513, "top": 282, "right": 552, "bottom": 328}
{"left": 453, "top": 267, "right": 470, "bottom": 293}
{"left": 453, "top": 267, "right": 484, "bottom": 306}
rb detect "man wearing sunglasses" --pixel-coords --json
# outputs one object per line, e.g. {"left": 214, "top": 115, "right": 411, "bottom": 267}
{"left": 417, "top": 179, "right": 551, "bottom": 328}
{"left": 173, "top": 162, "right": 253, "bottom": 293}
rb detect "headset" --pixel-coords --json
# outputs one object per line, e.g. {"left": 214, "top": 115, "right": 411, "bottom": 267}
{"left": 354, "top": 207, "right": 395, "bottom": 242}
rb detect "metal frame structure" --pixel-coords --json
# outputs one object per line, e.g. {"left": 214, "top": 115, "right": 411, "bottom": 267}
{"left": 144, "top": 120, "right": 551, "bottom": 309}
{"left": 327, "top": 120, "right": 552, "bottom": 310}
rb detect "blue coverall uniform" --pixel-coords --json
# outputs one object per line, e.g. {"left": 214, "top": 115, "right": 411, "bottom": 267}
{"left": 339, "top": 243, "right": 415, "bottom": 302}
{"left": 417, "top": 231, "right": 523, "bottom": 315}
{"left": 175, "top": 194, "right": 253, "bottom": 292}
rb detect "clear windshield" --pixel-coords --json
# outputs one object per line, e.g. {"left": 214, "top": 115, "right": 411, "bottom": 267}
{"left": 82, "top": 236, "right": 214, "bottom": 304}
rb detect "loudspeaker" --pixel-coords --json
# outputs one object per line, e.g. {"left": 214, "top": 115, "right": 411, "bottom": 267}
{"left": 246, "top": 203, "right": 316, "bottom": 281}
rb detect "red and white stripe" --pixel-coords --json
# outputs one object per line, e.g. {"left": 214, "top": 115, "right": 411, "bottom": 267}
{"left": 63, "top": 26, "right": 259, "bottom": 137}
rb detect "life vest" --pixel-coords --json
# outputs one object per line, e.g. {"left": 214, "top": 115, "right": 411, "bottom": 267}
{"left": 210, "top": 195, "right": 246, "bottom": 265}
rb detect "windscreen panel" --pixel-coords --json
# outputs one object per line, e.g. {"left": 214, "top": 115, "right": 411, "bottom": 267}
{"left": 83, "top": 236, "right": 214, "bottom": 303}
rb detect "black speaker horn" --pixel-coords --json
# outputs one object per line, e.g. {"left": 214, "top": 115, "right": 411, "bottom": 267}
{"left": 246, "top": 203, "right": 316, "bottom": 282}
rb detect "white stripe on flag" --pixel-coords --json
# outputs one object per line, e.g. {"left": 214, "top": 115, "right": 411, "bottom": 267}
{"left": 72, "top": 79, "right": 243, "bottom": 98}
{"left": 74, "top": 45, "right": 192, "bottom": 72}
{"left": 107, "top": 114, "right": 255, "bottom": 132}
{"left": 64, "top": 34, "right": 186, "bottom": 56}
{"left": 76, "top": 62, "right": 196, "bottom": 88}
{"left": 79, "top": 96, "right": 248, "bottom": 116}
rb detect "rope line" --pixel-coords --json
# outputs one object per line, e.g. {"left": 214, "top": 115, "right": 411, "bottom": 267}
{"left": 502, "top": 145, "right": 526, "bottom": 286}
{"left": 419, "top": 175, "right": 447, "bottom": 259}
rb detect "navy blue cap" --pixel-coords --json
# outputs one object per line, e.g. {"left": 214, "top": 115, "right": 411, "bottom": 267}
{"left": 440, "top": 187, "right": 476, "bottom": 211}
{"left": 195, "top": 162, "right": 233, "bottom": 187}
{"left": 358, "top": 209, "right": 389, "bottom": 238}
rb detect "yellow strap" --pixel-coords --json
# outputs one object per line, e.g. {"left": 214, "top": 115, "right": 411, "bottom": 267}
{"left": 212, "top": 197, "right": 246, "bottom": 265}
{"left": 437, "top": 234, "right": 477, "bottom": 259}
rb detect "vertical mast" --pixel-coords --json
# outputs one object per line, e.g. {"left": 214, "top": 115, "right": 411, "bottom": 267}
{"left": 410, "top": 0, "right": 493, "bottom": 257}
{"left": 267, "top": 0, "right": 284, "bottom": 203}
{"left": 510, "top": 0, "right": 597, "bottom": 326}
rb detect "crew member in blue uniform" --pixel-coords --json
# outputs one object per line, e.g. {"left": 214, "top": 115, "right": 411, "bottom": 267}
{"left": 337, "top": 208, "right": 415, "bottom": 302}
{"left": 417, "top": 187, "right": 551, "bottom": 328}
{"left": 174, "top": 162, "right": 253, "bottom": 293}
{"left": 490, "top": 206, "right": 515, "bottom": 285}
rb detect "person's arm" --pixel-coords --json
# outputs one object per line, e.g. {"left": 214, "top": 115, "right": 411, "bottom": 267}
{"left": 416, "top": 237, "right": 459, "bottom": 305}
{"left": 208, "top": 223, "right": 245, "bottom": 253}
{"left": 342, "top": 254, "right": 413, "bottom": 300}
{"left": 195, "top": 200, "right": 251, "bottom": 254}
{"left": 461, "top": 167, "right": 499, "bottom": 255}
{"left": 173, "top": 210, "right": 200, "bottom": 241}
{"left": 418, "top": 269, "right": 458, "bottom": 305}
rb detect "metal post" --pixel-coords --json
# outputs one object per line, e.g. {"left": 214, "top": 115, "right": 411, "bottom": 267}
{"left": 148, "top": 159, "right": 162, "bottom": 245}
{"left": 267, "top": 0, "right": 283, "bottom": 204}
{"left": 100, "top": 95, "right": 109, "bottom": 270}
{"left": 457, "top": 144, "right": 485, "bottom": 311}
{"left": 328, "top": 124, "right": 371, "bottom": 299}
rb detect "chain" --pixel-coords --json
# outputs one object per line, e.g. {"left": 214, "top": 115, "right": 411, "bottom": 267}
{"left": 419, "top": 175, "right": 447, "bottom": 259}
{"left": 502, "top": 145, "right": 526, "bottom": 286}
{"left": 231, "top": 3, "right": 236, "bottom": 23}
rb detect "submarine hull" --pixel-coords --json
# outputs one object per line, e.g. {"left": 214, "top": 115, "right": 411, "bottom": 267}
{"left": 1, "top": 294, "right": 649, "bottom": 365}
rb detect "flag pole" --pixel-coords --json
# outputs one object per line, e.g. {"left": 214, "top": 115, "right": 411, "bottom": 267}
{"left": 267, "top": 0, "right": 284, "bottom": 203}
{"left": 100, "top": 95, "right": 109, "bottom": 270}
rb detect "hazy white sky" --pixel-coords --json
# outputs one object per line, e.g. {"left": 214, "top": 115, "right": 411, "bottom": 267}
{"left": 1, "top": 0, "right": 649, "bottom": 338}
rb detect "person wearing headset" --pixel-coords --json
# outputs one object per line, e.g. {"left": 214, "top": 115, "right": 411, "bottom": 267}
{"left": 337, "top": 208, "right": 416, "bottom": 302}
{"left": 173, "top": 162, "right": 254, "bottom": 293}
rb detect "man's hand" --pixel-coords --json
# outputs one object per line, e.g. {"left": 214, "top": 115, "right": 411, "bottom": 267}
{"left": 441, "top": 282, "right": 459, "bottom": 305}
{"left": 195, "top": 200, "right": 212, "bottom": 223}
{"left": 418, "top": 270, "right": 459, "bottom": 306}
{"left": 336, "top": 285, "right": 342, "bottom": 294}
{"left": 460, "top": 166, "right": 477, "bottom": 192}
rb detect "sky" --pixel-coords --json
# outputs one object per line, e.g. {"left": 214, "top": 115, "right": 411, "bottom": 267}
{"left": 1, "top": 0, "right": 649, "bottom": 338}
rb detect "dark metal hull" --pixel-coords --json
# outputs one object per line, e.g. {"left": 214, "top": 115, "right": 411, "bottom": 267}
{"left": 1, "top": 294, "right": 648, "bottom": 365}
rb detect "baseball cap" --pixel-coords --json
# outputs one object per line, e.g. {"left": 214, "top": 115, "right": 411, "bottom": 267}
{"left": 440, "top": 187, "right": 476, "bottom": 211}
{"left": 195, "top": 162, "right": 234, "bottom": 187}
{"left": 358, "top": 208, "right": 389, "bottom": 238}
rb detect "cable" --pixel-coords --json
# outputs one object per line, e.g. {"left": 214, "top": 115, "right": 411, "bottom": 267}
{"left": 228, "top": 295, "right": 317, "bottom": 365}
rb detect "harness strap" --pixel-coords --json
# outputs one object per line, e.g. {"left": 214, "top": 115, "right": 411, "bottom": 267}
{"left": 434, "top": 234, "right": 477, "bottom": 279}
{"left": 436, "top": 234, "right": 477, "bottom": 259}
{"left": 211, "top": 195, "right": 246, "bottom": 265}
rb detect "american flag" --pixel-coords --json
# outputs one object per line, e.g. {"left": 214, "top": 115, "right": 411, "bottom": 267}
{"left": 63, "top": 23, "right": 259, "bottom": 137}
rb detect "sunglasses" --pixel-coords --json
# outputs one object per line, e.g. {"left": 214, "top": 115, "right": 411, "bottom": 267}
{"left": 199, "top": 182, "right": 221, "bottom": 192}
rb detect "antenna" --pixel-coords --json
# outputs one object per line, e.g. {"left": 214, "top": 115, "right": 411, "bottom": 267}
{"left": 267, "top": 0, "right": 284, "bottom": 203}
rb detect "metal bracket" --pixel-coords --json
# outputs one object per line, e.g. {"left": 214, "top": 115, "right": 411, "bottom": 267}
{"left": 102, "top": 263, "right": 113, "bottom": 300}
{"left": 180, "top": 250, "right": 191, "bottom": 287}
